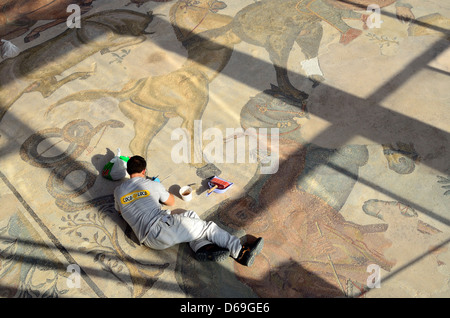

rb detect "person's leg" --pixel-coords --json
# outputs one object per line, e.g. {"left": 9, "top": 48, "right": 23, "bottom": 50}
{"left": 177, "top": 210, "right": 239, "bottom": 255}
{"left": 172, "top": 210, "right": 243, "bottom": 258}
{"left": 174, "top": 210, "right": 229, "bottom": 261}
{"left": 144, "top": 211, "right": 242, "bottom": 257}
{"left": 176, "top": 210, "right": 213, "bottom": 251}
{"left": 176, "top": 211, "right": 265, "bottom": 266}
{"left": 144, "top": 211, "right": 263, "bottom": 265}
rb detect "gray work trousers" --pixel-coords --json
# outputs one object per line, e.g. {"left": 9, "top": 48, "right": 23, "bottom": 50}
{"left": 143, "top": 210, "right": 242, "bottom": 258}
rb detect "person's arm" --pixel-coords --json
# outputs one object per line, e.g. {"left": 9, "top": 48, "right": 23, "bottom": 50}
{"left": 161, "top": 193, "right": 175, "bottom": 206}
{"left": 155, "top": 182, "right": 175, "bottom": 206}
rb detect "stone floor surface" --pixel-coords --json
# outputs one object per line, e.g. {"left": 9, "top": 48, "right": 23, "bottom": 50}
{"left": 0, "top": 0, "right": 449, "bottom": 298}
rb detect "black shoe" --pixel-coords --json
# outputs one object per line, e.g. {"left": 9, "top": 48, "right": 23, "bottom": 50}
{"left": 195, "top": 244, "right": 230, "bottom": 262}
{"left": 235, "top": 237, "right": 264, "bottom": 267}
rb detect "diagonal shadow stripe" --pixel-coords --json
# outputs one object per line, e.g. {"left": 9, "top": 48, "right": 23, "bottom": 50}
{"left": 0, "top": 170, "right": 107, "bottom": 298}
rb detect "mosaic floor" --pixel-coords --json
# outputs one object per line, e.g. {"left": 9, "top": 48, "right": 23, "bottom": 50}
{"left": 0, "top": 0, "right": 449, "bottom": 298}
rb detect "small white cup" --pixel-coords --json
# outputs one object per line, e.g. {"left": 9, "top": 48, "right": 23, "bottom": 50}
{"left": 179, "top": 186, "right": 193, "bottom": 202}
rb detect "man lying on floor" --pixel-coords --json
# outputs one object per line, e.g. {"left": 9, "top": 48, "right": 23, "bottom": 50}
{"left": 114, "top": 155, "right": 263, "bottom": 266}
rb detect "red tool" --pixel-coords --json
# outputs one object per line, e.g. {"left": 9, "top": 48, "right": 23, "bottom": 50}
{"left": 206, "top": 176, "right": 233, "bottom": 196}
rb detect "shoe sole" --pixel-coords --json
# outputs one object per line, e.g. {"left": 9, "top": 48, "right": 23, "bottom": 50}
{"left": 245, "top": 237, "right": 264, "bottom": 267}
{"left": 195, "top": 249, "right": 230, "bottom": 262}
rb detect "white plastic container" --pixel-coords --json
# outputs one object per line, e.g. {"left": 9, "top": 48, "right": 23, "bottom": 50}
{"left": 179, "top": 186, "right": 193, "bottom": 201}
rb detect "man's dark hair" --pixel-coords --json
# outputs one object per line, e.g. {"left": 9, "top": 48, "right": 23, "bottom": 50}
{"left": 126, "top": 155, "right": 147, "bottom": 175}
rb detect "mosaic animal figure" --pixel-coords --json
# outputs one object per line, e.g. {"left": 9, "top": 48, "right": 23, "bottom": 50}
{"left": 46, "top": 1, "right": 239, "bottom": 166}
{"left": 0, "top": 9, "right": 154, "bottom": 122}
